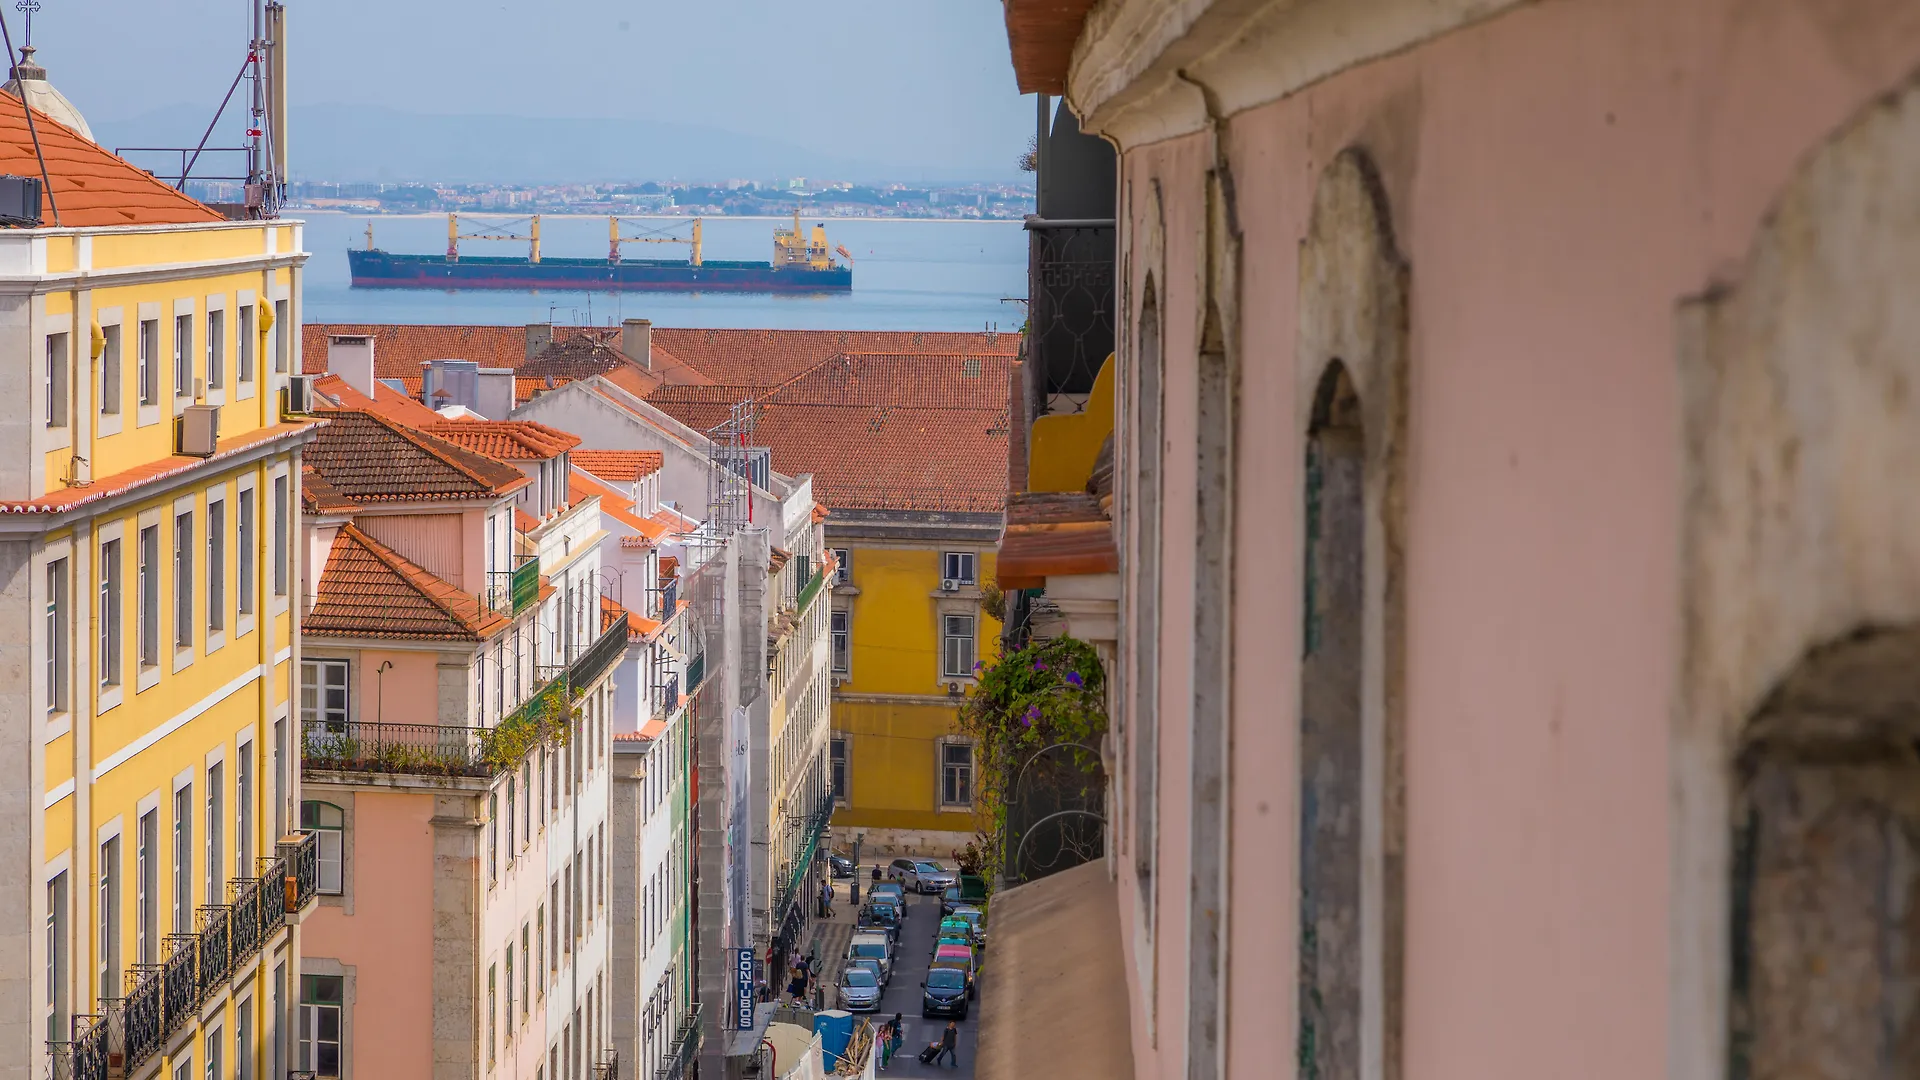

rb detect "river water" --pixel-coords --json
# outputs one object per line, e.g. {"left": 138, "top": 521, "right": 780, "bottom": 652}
{"left": 295, "top": 210, "right": 1028, "bottom": 332}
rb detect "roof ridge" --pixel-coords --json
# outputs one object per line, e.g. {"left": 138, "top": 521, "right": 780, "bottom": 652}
{"left": 362, "top": 410, "right": 523, "bottom": 487}
{"left": 335, "top": 522, "right": 489, "bottom": 635}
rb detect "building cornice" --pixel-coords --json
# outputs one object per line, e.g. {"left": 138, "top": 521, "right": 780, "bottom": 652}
{"left": 1069, "top": 0, "right": 1531, "bottom": 147}
{"left": 0, "top": 251, "right": 310, "bottom": 296}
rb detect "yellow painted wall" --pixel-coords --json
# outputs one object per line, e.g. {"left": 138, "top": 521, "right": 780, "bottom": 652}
{"left": 830, "top": 541, "right": 1000, "bottom": 836}
{"left": 1027, "top": 354, "right": 1115, "bottom": 493}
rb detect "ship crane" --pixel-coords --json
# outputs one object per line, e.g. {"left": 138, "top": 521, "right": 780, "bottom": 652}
{"left": 446, "top": 214, "right": 544, "bottom": 263}
{"left": 609, "top": 217, "right": 703, "bottom": 267}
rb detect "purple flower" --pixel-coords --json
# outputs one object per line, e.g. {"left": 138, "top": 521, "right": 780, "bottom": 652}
{"left": 1033, "top": 660, "right": 1049, "bottom": 672}
{"left": 1065, "top": 671, "right": 1083, "bottom": 688}
{"left": 973, "top": 660, "right": 985, "bottom": 672}
{"left": 1023, "top": 705, "right": 1041, "bottom": 728}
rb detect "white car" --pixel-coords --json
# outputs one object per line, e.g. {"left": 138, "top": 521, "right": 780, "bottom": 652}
{"left": 847, "top": 932, "right": 893, "bottom": 984}
{"left": 888, "top": 858, "right": 957, "bottom": 894}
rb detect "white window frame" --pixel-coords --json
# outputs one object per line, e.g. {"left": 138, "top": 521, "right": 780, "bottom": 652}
{"left": 301, "top": 801, "right": 345, "bottom": 896}
{"left": 938, "top": 738, "right": 975, "bottom": 809}
{"left": 940, "top": 612, "right": 976, "bottom": 679}
{"left": 830, "top": 609, "right": 850, "bottom": 675}
{"left": 301, "top": 658, "right": 351, "bottom": 729}
{"left": 98, "top": 307, "right": 125, "bottom": 435}
{"left": 172, "top": 499, "right": 196, "bottom": 672}
{"left": 942, "top": 550, "right": 976, "bottom": 585}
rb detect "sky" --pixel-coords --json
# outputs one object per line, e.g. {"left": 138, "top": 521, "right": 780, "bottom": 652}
{"left": 21, "top": 0, "right": 1035, "bottom": 178}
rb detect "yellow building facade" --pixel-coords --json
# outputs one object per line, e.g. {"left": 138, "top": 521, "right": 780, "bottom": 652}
{"left": 0, "top": 204, "right": 320, "bottom": 1079}
{"left": 826, "top": 523, "right": 1001, "bottom": 856}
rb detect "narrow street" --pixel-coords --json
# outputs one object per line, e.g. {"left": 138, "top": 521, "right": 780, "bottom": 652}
{"left": 812, "top": 873, "right": 978, "bottom": 1079}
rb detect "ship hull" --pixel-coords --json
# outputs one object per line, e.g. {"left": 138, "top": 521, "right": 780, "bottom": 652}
{"left": 346, "top": 249, "right": 853, "bottom": 293}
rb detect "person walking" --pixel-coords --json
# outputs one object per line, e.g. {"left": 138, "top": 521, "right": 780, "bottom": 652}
{"left": 935, "top": 1021, "right": 959, "bottom": 1067}
{"left": 821, "top": 877, "right": 834, "bottom": 918}
{"left": 878, "top": 1014, "right": 899, "bottom": 1069}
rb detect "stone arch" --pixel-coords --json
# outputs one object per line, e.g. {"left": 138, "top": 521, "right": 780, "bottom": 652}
{"left": 1673, "top": 69, "right": 1920, "bottom": 1080}
{"left": 1293, "top": 147, "right": 1409, "bottom": 1080}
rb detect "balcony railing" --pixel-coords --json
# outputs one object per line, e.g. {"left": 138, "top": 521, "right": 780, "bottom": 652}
{"left": 91, "top": 831, "right": 318, "bottom": 1075}
{"left": 593, "top": 1049, "right": 620, "bottom": 1080}
{"left": 771, "top": 791, "right": 837, "bottom": 930}
{"left": 1026, "top": 217, "right": 1115, "bottom": 415}
{"left": 572, "top": 611, "right": 628, "bottom": 690}
{"left": 654, "top": 673, "right": 680, "bottom": 719}
{"left": 655, "top": 1002, "right": 703, "bottom": 1080}
{"left": 303, "top": 720, "right": 492, "bottom": 778}
{"left": 685, "top": 653, "right": 706, "bottom": 696}
{"left": 794, "top": 565, "right": 827, "bottom": 617}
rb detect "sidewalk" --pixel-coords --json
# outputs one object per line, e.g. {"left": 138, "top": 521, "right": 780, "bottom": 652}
{"left": 808, "top": 878, "right": 862, "bottom": 975}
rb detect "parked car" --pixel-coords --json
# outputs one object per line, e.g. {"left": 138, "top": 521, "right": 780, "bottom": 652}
{"left": 838, "top": 965, "right": 882, "bottom": 1012}
{"left": 951, "top": 906, "right": 987, "bottom": 946}
{"left": 857, "top": 903, "right": 902, "bottom": 944}
{"left": 942, "top": 885, "right": 965, "bottom": 916}
{"left": 936, "top": 934, "right": 976, "bottom": 967}
{"left": 933, "top": 945, "right": 978, "bottom": 999}
{"left": 922, "top": 965, "right": 969, "bottom": 1019}
{"left": 846, "top": 956, "right": 885, "bottom": 987}
{"left": 827, "top": 850, "right": 856, "bottom": 878}
{"left": 847, "top": 935, "right": 893, "bottom": 984}
{"left": 869, "top": 882, "right": 906, "bottom": 909}
{"left": 889, "top": 858, "right": 958, "bottom": 894}
{"left": 938, "top": 916, "right": 974, "bottom": 942}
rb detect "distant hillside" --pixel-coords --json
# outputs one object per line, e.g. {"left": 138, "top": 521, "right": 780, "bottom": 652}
{"left": 90, "top": 103, "right": 1013, "bottom": 186}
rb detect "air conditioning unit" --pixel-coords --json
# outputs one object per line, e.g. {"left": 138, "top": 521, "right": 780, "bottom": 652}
{"left": 177, "top": 404, "right": 220, "bottom": 457}
{"left": 0, "top": 175, "right": 42, "bottom": 227}
{"left": 283, "top": 374, "right": 313, "bottom": 416}
{"left": 940, "top": 578, "right": 959, "bottom": 592}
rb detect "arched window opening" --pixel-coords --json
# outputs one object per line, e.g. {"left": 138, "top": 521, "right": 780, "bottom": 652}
{"left": 301, "top": 800, "right": 345, "bottom": 895}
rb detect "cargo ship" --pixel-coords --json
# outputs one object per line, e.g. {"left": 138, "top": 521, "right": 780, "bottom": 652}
{"left": 346, "top": 211, "right": 853, "bottom": 293}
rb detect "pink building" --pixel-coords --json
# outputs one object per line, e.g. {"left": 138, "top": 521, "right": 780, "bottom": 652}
{"left": 295, "top": 404, "right": 625, "bottom": 1080}
{"left": 982, "top": 2, "right": 1920, "bottom": 1079}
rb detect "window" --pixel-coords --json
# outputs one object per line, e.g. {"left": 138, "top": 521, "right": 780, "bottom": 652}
{"left": 301, "top": 802, "right": 344, "bottom": 895}
{"left": 522, "top": 762, "right": 532, "bottom": 848}
{"left": 550, "top": 883, "right": 560, "bottom": 965}
{"left": 174, "top": 314, "right": 193, "bottom": 396}
{"left": 46, "top": 871, "right": 67, "bottom": 1043}
{"left": 831, "top": 610, "right": 849, "bottom": 674}
{"left": 237, "top": 491, "right": 255, "bottom": 616}
{"left": 504, "top": 943, "right": 514, "bottom": 1036}
{"left": 488, "top": 794, "right": 499, "bottom": 885}
{"left": 99, "top": 540, "right": 121, "bottom": 686}
{"left": 942, "top": 742, "right": 974, "bottom": 807}
{"left": 136, "top": 810, "right": 157, "bottom": 964}
{"left": 99, "top": 837, "right": 120, "bottom": 1001}
{"left": 45, "top": 331, "right": 68, "bottom": 428}
{"left": 173, "top": 1057, "right": 192, "bottom": 1080}
{"left": 273, "top": 299, "right": 289, "bottom": 374}
{"left": 174, "top": 511, "right": 194, "bottom": 650}
{"left": 237, "top": 304, "right": 254, "bottom": 383}
{"left": 100, "top": 324, "right": 122, "bottom": 415}
{"left": 207, "top": 499, "right": 225, "bottom": 634}
{"left": 206, "top": 308, "right": 224, "bottom": 390}
{"left": 273, "top": 719, "right": 287, "bottom": 838}
{"left": 271, "top": 475, "right": 288, "bottom": 597}
{"left": 236, "top": 1000, "right": 253, "bottom": 1080}
{"left": 138, "top": 526, "right": 160, "bottom": 667}
{"left": 487, "top": 963, "right": 497, "bottom": 1064}
{"left": 237, "top": 745, "right": 253, "bottom": 878}
{"left": 832, "top": 548, "right": 849, "bottom": 584}
{"left": 138, "top": 319, "right": 158, "bottom": 406}
{"left": 942, "top": 551, "right": 975, "bottom": 585}
{"left": 299, "top": 974, "right": 343, "bottom": 1077}
{"left": 205, "top": 762, "right": 223, "bottom": 907}
{"left": 537, "top": 905, "right": 547, "bottom": 987}
{"left": 301, "top": 659, "right": 350, "bottom": 729}
{"left": 830, "top": 736, "right": 847, "bottom": 803}
{"left": 45, "top": 557, "right": 68, "bottom": 714}
{"left": 521, "top": 926, "right": 531, "bottom": 1016}
{"left": 941, "top": 614, "right": 976, "bottom": 678}
{"left": 172, "top": 784, "right": 192, "bottom": 933}
{"left": 204, "top": 1026, "right": 222, "bottom": 1080}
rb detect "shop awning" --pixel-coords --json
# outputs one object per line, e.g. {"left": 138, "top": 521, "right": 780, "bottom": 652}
{"left": 975, "top": 857, "right": 1133, "bottom": 1078}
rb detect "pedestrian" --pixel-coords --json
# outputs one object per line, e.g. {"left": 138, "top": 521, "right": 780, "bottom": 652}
{"left": 936, "top": 1020, "right": 959, "bottom": 1068}
{"left": 871, "top": 862, "right": 882, "bottom": 883}
{"left": 821, "top": 878, "right": 834, "bottom": 917}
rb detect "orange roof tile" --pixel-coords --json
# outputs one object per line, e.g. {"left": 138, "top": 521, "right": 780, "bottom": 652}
{"left": 420, "top": 418, "right": 580, "bottom": 460}
{"left": 309, "top": 372, "right": 443, "bottom": 426}
{"left": 300, "top": 465, "right": 356, "bottom": 514}
{"left": 0, "top": 419, "right": 323, "bottom": 515}
{"left": 305, "top": 411, "right": 531, "bottom": 503}
{"left": 302, "top": 323, "right": 1018, "bottom": 388}
{"left": 812, "top": 504, "right": 830, "bottom": 523}
{"left": 0, "top": 92, "right": 224, "bottom": 227}
{"left": 572, "top": 449, "right": 664, "bottom": 482}
{"left": 305, "top": 523, "right": 510, "bottom": 641}
{"left": 599, "top": 594, "right": 661, "bottom": 641}
{"left": 646, "top": 353, "right": 1012, "bottom": 514}
{"left": 568, "top": 469, "right": 665, "bottom": 542}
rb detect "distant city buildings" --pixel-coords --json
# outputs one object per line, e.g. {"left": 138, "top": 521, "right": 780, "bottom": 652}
{"left": 272, "top": 178, "right": 1035, "bottom": 220}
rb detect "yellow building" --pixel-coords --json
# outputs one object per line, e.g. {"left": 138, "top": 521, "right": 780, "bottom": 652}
{"left": 0, "top": 96, "right": 320, "bottom": 1080}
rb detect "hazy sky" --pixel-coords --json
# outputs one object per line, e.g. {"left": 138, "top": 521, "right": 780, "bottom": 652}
{"left": 23, "top": 0, "right": 1033, "bottom": 175}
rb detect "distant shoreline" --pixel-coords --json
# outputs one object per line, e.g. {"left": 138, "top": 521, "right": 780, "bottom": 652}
{"left": 290, "top": 209, "right": 1024, "bottom": 225}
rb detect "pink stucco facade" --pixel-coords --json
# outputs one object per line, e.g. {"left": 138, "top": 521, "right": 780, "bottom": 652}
{"left": 1053, "top": 0, "right": 1920, "bottom": 1078}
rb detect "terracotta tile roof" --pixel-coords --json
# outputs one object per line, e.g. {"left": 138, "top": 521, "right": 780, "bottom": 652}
{"left": 572, "top": 449, "right": 664, "bottom": 482}
{"left": 300, "top": 465, "right": 356, "bottom": 514}
{"left": 305, "top": 523, "right": 510, "bottom": 641}
{"left": 301, "top": 324, "right": 1018, "bottom": 388}
{"left": 419, "top": 418, "right": 580, "bottom": 460}
{"left": 568, "top": 469, "right": 665, "bottom": 541}
{"left": 812, "top": 504, "right": 830, "bottom": 523}
{"left": 309, "top": 372, "right": 443, "bottom": 426}
{"left": 305, "top": 411, "right": 531, "bottom": 503}
{"left": 0, "top": 93, "right": 225, "bottom": 227}
{"left": 599, "top": 594, "right": 661, "bottom": 641}
{"left": 0, "top": 419, "right": 323, "bottom": 515}
{"left": 646, "top": 353, "right": 1013, "bottom": 513}
{"left": 996, "top": 491, "right": 1119, "bottom": 590}
{"left": 768, "top": 547, "right": 791, "bottom": 574}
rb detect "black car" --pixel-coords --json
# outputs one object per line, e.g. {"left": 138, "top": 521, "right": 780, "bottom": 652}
{"left": 827, "top": 851, "right": 855, "bottom": 878}
{"left": 856, "top": 903, "right": 901, "bottom": 944}
{"left": 941, "top": 885, "right": 964, "bottom": 916}
{"left": 922, "top": 965, "right": 969, "bottom": 1019}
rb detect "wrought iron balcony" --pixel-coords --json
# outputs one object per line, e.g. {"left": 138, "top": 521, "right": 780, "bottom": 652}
{"left": 304, "top": 720, "right": 494, "bottom": 777}
{"left": 571, "top": 611, "right": 628, "bottom": 690}
{"left": 1026, "top": 217, "right": 1115, "bottom": 415}
{"left": 654, "top": 673, "right": 680, "bottom": 719}
{"left": 102, "top": 831, "right": 319, "bottom": 1074}
{"left": 654, "top": 1002, "right": 703, "bottom": 1080}
{"left": 771, "top": 790, "right": 838, "bottom": 928}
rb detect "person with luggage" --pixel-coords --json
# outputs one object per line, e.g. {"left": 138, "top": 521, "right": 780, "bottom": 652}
{"left": 935, "top": 1021, "right": 959, "bottom": 1068}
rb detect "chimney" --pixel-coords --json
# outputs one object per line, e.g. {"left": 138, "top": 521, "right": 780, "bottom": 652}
{"left": 526, "top": 323, "right": 552, "bottom": 361}
{"left": 621, "top": 318, "right": 653, "bottom": 371}
{"left": 327, "top": 335, "right": 376, "bottom": 399}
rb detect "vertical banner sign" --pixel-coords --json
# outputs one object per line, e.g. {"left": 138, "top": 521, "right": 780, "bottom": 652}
{"left": 734, "top": 948, "right": 757, "bottom": 1030}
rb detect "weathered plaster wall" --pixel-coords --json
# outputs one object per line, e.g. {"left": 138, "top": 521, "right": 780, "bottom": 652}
{"left": 1097, "top": 0, "right": 1920, "bottom": 1078}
